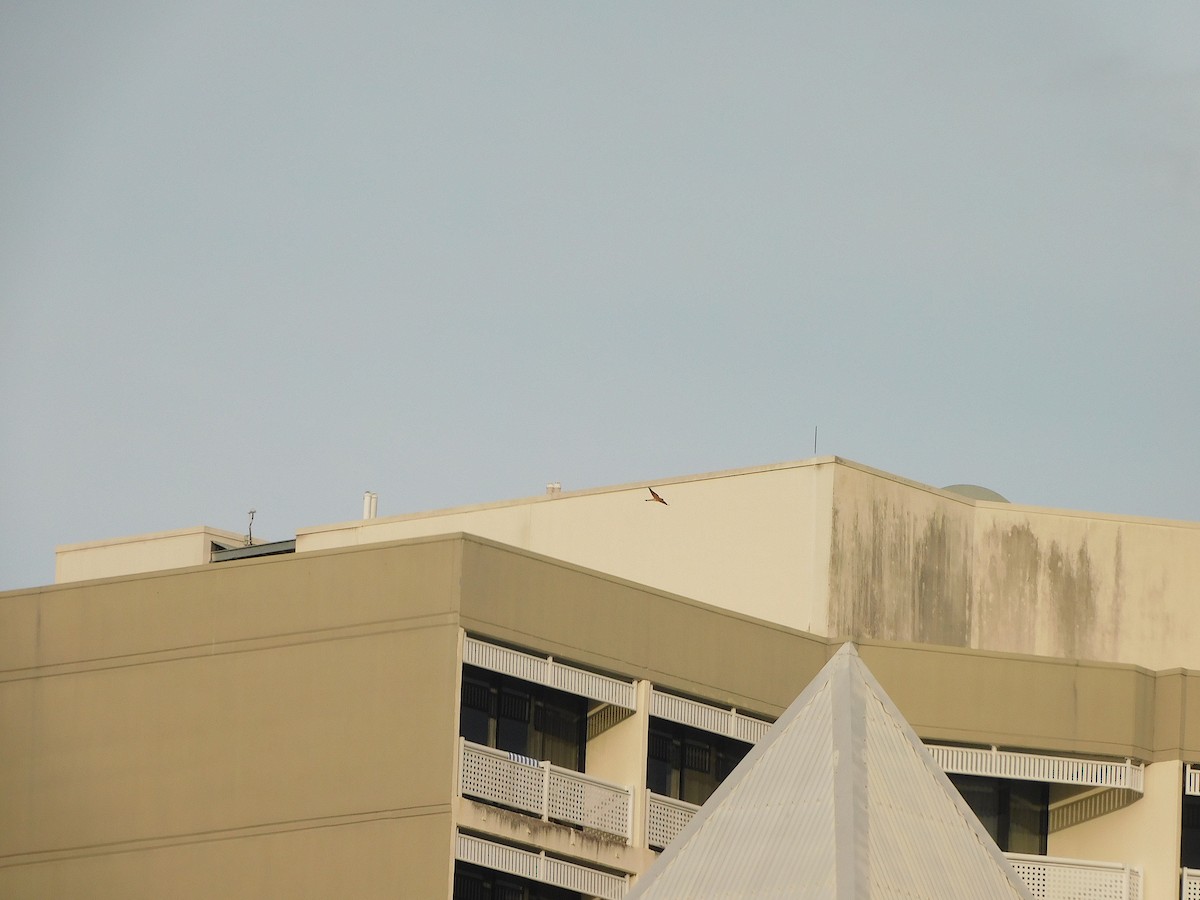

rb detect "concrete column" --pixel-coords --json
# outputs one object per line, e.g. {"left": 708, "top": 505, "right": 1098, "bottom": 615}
{"left": 585, "top": 680, "right": 653, "bottom": 849}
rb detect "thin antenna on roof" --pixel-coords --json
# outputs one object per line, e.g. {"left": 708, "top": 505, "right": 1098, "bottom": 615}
{"left": 246, "top": 509, "right": 256, "bottom": 546}
{"left": 814, "top": 425, "right": 818, "bottom": 456}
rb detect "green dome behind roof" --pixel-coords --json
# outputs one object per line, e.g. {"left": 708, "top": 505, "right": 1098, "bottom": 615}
{"left": 942, "top": 483, "right": 1010, "bottom": 502}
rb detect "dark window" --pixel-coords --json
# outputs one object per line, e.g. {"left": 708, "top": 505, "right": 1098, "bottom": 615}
{"left": 454, "top": 862, "right": 582, "bottom": 900}
{"left": 1182, "top": 791, "right": 1200, "bottom": 868}
{"left": 647, "top": 718, "right": 752, "bottom": 807}
{"left": 460, "top": 666, "right": 587, "bottom": 771}
{"left": 497, "top": 687, "right": 533, "bottom": 756}
{"left": 647, "top": 729, "right": 681, "bottom": 798}
{"left": 949, "top": 774, "right": 1048, "bottom": 854}
{"left": 460, "top": 677, "right": 494, "bottom": 746}
{"left": 716, "top": 746, "right": 743, "bottom": 783}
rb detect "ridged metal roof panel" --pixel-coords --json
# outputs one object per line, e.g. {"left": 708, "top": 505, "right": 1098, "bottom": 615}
{"left": 863, "top": 685, "right": 1032, "bottom": 898}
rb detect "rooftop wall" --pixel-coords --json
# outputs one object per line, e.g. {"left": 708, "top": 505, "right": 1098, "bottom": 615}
{"left": 54, "top": 526, "right": 248, "bottom": 584}
{"left": 827, "top": 464, "right": 976, "bottom": 646}
{"left": 827, "top": 463, "right": 1200, "bottom": 670}
{"left": 300, "top": 457, "right": 1200, "bottom": 671}
{"left": 972, "top": 502, "right": 1200, "bottom": 670}
{"left": 299, "top": 458, "right": 838, "bottom": 635}
{"left": 48, "top": 458, "right": 1200, "bottom": 672}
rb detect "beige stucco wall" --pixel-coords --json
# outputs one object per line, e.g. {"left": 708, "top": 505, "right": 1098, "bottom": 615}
{"left": 828, "top": 462, "right": 1200, "bottom": 670}
{"left": 0, "top": 812, "right": 451, "bottom": 900}
{"left": 973, "top": 504, "right": 1200, "bottom": 670}
{"left": 454, "top": 536, "right": 1200, "bottom": 764}
{"left": 1047, "top": 761, "right": 1183, "bottom": 900}
{"left": 1, "top": 539, "right": 464, "bottom": 899}
{"left": 299, "top": 459, "right": 838, "bottom": 635}
{"left": 49, "top": 458, "right": 1197, "bottom": 675}
{"left": 455, "top": 536, "right": 831, "bottom": 715}
{"left": 297, "top": 458, "right": 1199, "bottom": 674}
{"left": 827, "top": 466, "right": 978, "bottom": 647}
{"left": 54, "top": 526, "right": 249, "bottom": 584}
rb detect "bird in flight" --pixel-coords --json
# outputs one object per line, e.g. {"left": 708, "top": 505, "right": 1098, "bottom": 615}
{"left": 645, "top": 487, "right": 668, "bottom": 506}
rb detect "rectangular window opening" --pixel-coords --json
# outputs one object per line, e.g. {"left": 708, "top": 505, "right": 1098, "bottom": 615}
{"left": 460, "top": 665, "right": 587, "bottom": 772}
{"left": 949, "top": 773, "right": 1048, "bottom": 854}
{"left": 647, "top": 719, "right": 751, "bottom": 807}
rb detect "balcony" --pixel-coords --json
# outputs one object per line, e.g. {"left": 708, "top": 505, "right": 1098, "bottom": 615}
{"left": 464, "top": 637, "right": 638, "bottom": 709}
{"left": 458, "top": 738, "right": 633, "bottom": 841}
{"left": 926, "top": 744, "right": 1144, "bottom": 793}
{"left": 646, "top": 792, "right": 1141, "bottom": 899}
{"left": 650, "top": 688, "right": 772, "bottom": 743}
{"left": 643, "top": 696, "right": 1145, "bottom": 799}
{"left": 1187, "top": 765, "right": 1200, "bottom": 796}
{"left": 456, "top": 831, "right": 629, "bottom": 900}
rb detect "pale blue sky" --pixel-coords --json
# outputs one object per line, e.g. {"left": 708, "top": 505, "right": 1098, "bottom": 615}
{"left": 2, "top": 3, "right": 1197, "bottom": 590}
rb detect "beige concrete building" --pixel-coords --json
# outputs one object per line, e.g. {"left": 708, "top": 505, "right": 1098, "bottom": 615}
{"left": 6, "top": 458, "right": 1200, "bottom": 898}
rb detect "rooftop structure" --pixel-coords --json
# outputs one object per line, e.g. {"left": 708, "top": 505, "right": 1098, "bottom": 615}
{"left": 54, "top": 456, "right": 1200, "bottom": 670}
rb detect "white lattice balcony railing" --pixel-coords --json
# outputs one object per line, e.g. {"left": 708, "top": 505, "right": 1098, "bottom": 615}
{"left": 458, "top": 738, "right": 633, "bottom": 840}
{"left": 1183, "top": 868, "right": 1200, "bottom": 900}
{"left": 650, "top": 689, "right": 773, "bottom": 744}
{"left": 1005, "top": 853, "right": 1141, "bottom": 900}
{"left": 646, "top": 791, "right": 700, "bottom": 850}
{"left": 1186, "top": 765, "right": 1200, "bottom": 796}
{"left": 456, "top": 831, "right": 629, "bottom": 900}
{"left": 926, "top": 744, "right": 1145, "bottom": 793}
{"left": 464, "top": 636, "right": 638, "bottom": 709}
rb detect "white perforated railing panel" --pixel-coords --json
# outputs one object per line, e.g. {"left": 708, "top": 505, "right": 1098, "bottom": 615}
{"left": 647, "top": 793, "right": 700, "bottom": 850}
{"left": 547, "top": 769, "right": 630, "bottom": 837}
{"left": 1184, "top": 868, "right": 1200, "bottom": 900}
{"left": 459, "top": 742, "right": 545, "bottom": 817}
{"left": 1004, "top": 854, "right": 1139, "bottom": 900}
{"left": 459, "top": 740, "right": 633, "bottom": 840}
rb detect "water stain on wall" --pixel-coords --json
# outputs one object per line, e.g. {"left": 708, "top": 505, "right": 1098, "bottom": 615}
{"left": 830, "top": 501, "right": 1122, "bottom": 660}
{"left": 1046, "top": 541, "right": 1096, "bottom": 659}
{"left": 829, "top": 499, "right": 972, "bottom": 646}
{"left": 979, "top": 522, "right": 1040, "bottom": 650}
{"left": 976, "top": 522, "right": 1114, "bottom": 660}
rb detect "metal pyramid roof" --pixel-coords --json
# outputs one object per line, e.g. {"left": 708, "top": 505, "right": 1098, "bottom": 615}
{"left": 626, "top": 643, "right": 1034, "bottom": 899}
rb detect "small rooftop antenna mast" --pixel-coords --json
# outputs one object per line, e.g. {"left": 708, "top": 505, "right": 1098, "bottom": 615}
{"left": 246, "top": 509, "right": 256, "bottom": 546}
